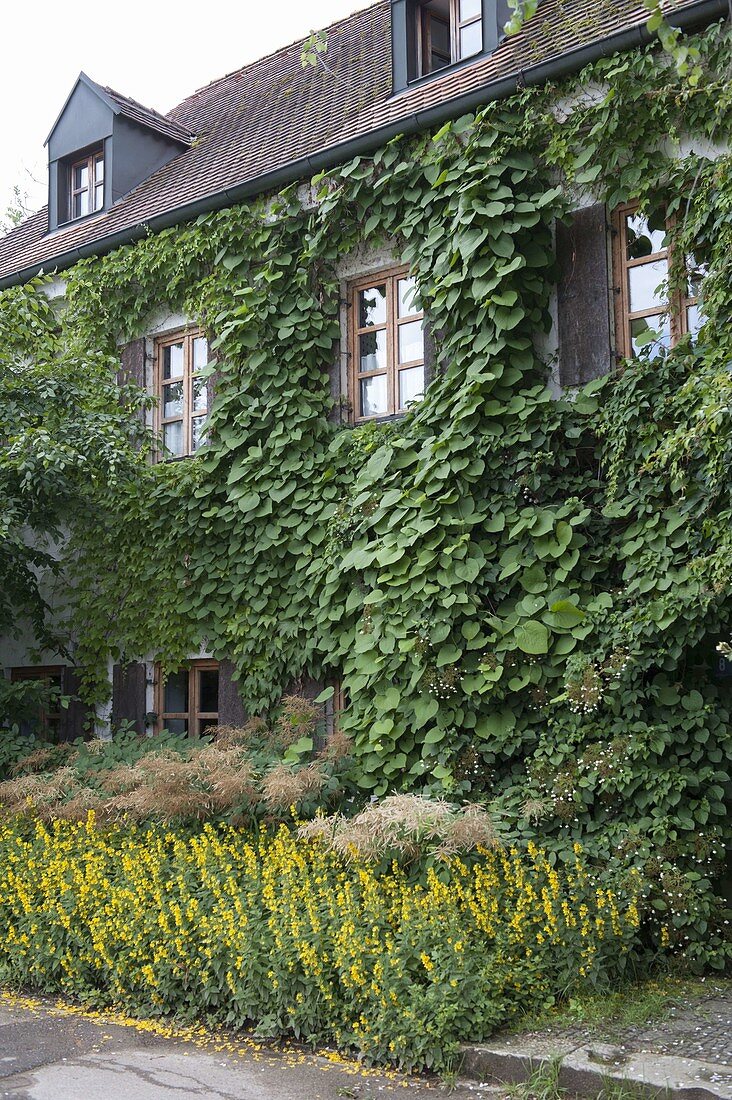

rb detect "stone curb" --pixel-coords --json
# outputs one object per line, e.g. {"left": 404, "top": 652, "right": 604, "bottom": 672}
{"left": 459, "top": 1040, "right": 732, "bottom": 1099}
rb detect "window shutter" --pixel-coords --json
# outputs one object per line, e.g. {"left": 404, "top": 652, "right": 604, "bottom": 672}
{"left": 556, "top": 204, "right": 612, "bottom": 387}
{"left": 112, "top": 662, "right": 147, "bottom": 735}
{"left": 59, "top": 668, "right": 93, "bottom": 742}
{"left": 217, "top": 660, "right": 248, "bottom": 727}
{"left": 117, "top": 338, "right": 147, "bottom": 430}
{"left": 118, "top": 338, "right": 146, "bottom": 388}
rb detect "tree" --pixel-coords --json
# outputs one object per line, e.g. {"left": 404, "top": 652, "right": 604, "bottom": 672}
{"left": 0, "top": 277, "right": 152, "bottom": 655}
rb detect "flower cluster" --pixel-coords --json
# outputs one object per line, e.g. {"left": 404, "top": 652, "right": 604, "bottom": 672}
{"left": 0, "top": 815, "right": 643, "bottom": 1072}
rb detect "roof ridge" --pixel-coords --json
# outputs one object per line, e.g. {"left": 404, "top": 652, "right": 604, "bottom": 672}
{"left": 168, "top": 0, "right": 385, "bottom": 118}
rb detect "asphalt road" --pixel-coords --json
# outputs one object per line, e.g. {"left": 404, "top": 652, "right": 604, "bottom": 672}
{"left": 0, "top": 997, "right": 494, "bottom": 1100}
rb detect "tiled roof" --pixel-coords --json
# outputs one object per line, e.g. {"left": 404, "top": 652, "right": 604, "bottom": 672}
{"left": 98, "top": 81, "right": 195, "bottom": 145}
{"left": 0, "top": 0, "right": 722, "bottom": 285}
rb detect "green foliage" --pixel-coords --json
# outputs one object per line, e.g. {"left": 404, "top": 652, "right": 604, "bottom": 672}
{"left": 0, "top": 817, "right": 644, "bottom": 1071}
{"left": 0, "top": 24, "right": 730, "bottom": 963}
{"left": 0, "top": 275, "right": 152, "bottom": 649}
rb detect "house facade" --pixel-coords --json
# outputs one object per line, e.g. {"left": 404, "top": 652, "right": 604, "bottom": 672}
{"left": 0, "top": 0, "right": 730, "bottom": 776}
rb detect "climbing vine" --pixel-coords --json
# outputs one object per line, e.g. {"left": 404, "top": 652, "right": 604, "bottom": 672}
{"left": 1, "top": 22, "right": 731, "bottom": 964}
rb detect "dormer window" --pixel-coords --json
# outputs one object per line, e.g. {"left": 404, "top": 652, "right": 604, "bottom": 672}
{"left": 69, "top": 149, "right": 104, "bottom": 220}
{"left": 418, "top": 0, "right": 482, "bottom": 75}
{"left": 391, "top": 0, "right": 509, "bottom": 92}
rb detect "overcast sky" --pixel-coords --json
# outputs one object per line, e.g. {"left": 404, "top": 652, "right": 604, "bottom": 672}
{"left": 0, "top": 0, "right": 377, "bottom": 220}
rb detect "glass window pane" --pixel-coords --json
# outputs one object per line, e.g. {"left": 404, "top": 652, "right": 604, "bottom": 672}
{"left": 163, "top": 420, "right": 184, "bottom": 456}
{"left": 398, "top": 277, "right": 419, "bottom": 318}
{"left": 460, "top": 0, "right": 481, "bottom": 19}
{"left": 94, "top": 155, "right": 104, "bottom": 182}
{"left": 164, "top": 718, "right": 188, "bottom": 735}
{"left": 687, "top": 304, "right": 704, "bottom": 338}
{"left": 360, "top": 375, "right": 388, "bottom": 418}
{"left": 398, "top": 320, "right": 424, "bottom": 364}
{"left": 628, "top": 259, "right": 667, "bottom": 312}
{"left": 163, "top": 382, "right": 184, "bottom": 418}
{"left": 459, "top": 20, "right": 483, "bottom": 58}
{"left": 73, "top": 163, "right": 89, "bottom": 190}
{"left": 198, "top": 669, "right": 219, "bottom": 714}
{"left": 626, "top": 213, "right": 666, "bottom": 259}
{"left": 399, "top": 366, "right": 425, "bottom": 409}
{"left": 192, "top": 377, "right": 208, "bottom": 413}
{"left": 164, "top": 671, "right": 188, "bottom": 714}
{"left": 192, "top": 336, "right": 208, "bottom": 371}
{"left": 431, "top": 16, "right": 450, "bottom": 56}
{"left": 73, "top": 191, "right": 89, "bottom": 219}
{"left": 359, "top": 329, "right": 387, "bottom": 373}
{"left": 93, "top": 183, "right": 104, "bottom": 210}
{"left": 359, "top": 285, "right": 387, "bottom": 327}
{"left": 630, "top": 315, "right": 671, "bottom": 358}
{"left": 163, "top": 343, "right": 185, "bottom": 379}
{"left": 191, "top": 417, "right": 207, "bottom": 452}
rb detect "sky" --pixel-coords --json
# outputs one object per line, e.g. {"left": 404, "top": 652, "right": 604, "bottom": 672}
{"left": 0, "top": 0, "right": 378, "bottom": 221}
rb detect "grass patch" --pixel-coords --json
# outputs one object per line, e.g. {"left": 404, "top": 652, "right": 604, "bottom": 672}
{"left": 505, "top": 973, "right": 732, "bottom": 1037}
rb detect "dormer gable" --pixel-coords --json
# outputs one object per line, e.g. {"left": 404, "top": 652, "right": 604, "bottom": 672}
{"left": 391, "top": 0, "right": 513, "bottom": 92}
{"left": 45, "top": 72, "right": 194, "bottom": 234}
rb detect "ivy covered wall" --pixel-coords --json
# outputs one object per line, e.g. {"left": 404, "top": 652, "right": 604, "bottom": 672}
{"left": 1, "top": 23, "right": 731, "bottom": 962}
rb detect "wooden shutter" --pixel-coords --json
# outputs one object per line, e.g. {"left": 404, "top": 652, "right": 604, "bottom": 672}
{"left": 217, "top": 660, "right": 248, "bottom": 727}
{"left": 556, "top": 204, "right": 612, "bottom": 387}
{"left": 112, "top": 662, "right": 147, "bottom": 735}
{"left": 118, "top": 338, "right": 146, "bottom": 388}
{"left": 117, "top": 338, "right": 147, "bottom": 429}
{"left": 58, "top": 668, "right": 93, "bottom": 743}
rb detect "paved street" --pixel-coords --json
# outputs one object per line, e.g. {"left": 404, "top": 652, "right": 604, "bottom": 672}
{"left": 0, "top": 995, "right": 491, "bottom": 1100}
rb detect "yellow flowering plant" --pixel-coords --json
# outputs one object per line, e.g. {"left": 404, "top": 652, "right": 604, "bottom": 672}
{"left": 0, "top": 814, "right": 644, "bottom": 1071}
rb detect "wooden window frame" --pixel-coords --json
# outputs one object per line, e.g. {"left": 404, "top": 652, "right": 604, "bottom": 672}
{"left": 10, "top": 665, "right": 64, "bottom": 740}
{"left": 612, "top": 202, "right": 701, "bottom": 360}
{"left": 348, "top": 265, "right": 425, "bottom": 422}
{"left": 154, "top": 328, "right": 209, "bottom": 460}
{"left": 418, "top": 0, "right": 482, "bottom": 75}
{"left": 155, "top": 659, "right": 219, "bottom": 737}
{"left": 68, "top": 150, "right": 104, "bottom": 222}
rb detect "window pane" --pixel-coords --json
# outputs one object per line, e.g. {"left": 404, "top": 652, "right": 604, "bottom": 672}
{"left": 630, "top": 315, "right": 671, "bottom": 358}
{"left": 191, "top": 417, "right": 207, "bottom": 452}
{"left": 431, "top": 16, "right": 450, "bottom": 57}
{"left": 163, "top": 420, "right": 184, "bottom": 456}
{"left": 94, "top": 155, "right": 104, "bottom": 182}
{"left": 626, "top": 213, "right": 666, "bottom": 259}
{"left": 165, "top": 718, "right": 188, "bottom": 735}
{"left": 73, "top": 164, "right": 89, "bottom": 190}
{"left": 459, "top": 20, "right": 483, "bottom": 58}
{"left": 398, "top": 320, "right": 424, "bottom": 364}
{"left": 628, "top": 259, "right": 667, "bottom": 313}
{"left": 359, "top": 285, "right": 387, "bottom": 328}
{"left": 460, "top": 0, "right": 481, "bottom": 19}
{"left": 93, "top": 183, "right": 104, "bottom": 211}
{"left": 398, "top": 277, "right": 419, "bottom": 318}
{"left": 192, "top": 336, "right": 208, "bottom": 371}
{"left": 164, "top": 671, "right": 188, "bottom": 714}
{"left": 359, "top": 329, "right": 387, "bottom": 373}
{"left": 687, "top": 304, "right": 704, "bottom": 338}
{"left": 73, "top": 191, "right": 90, "bottom": 219}
{"left": 399, "top": 366, "right": 425, "bottom": 409}
{"left": 360, "top": 375, "right": 388, "bottom": 418}
{"left": 163, "top": 343, "right": 185, "bottom": 379}
{"left": 198, "top": 669, "right": 219, "bottom": 714}
{"left": 163, "top": 382, "right": 184, "bottom": 418}
{"left": 192, "top": 377, "right": 208, "bottom": 412}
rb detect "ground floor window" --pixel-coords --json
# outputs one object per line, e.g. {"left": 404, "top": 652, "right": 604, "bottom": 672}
{"left": 9, "top": 666, "right": 63, "bottom": 741}
{"left": 156, "top": 660, "right": 219, "bottom": 736}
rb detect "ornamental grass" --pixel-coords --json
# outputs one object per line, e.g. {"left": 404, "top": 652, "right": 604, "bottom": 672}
{"left": 0, "top": 815, "right": 643, "bottom": 1071}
